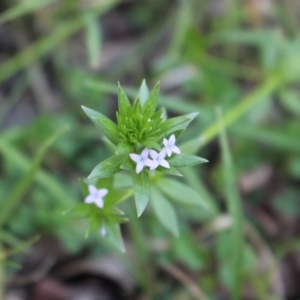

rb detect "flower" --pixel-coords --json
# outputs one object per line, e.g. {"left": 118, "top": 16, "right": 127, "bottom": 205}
{"left": 163, "top": 134, "right": 181, "bottom": 157}
{"left": 100, "top": 221, "right": 107, "bottom": 237}
{"left": 130, "top": 148, "right": 153, "bottom": 174}
{"left": 148, "top": 149, "right": 170, "bottom": 170}
{"left": 84, "top": 185, "right": 108, "bottom": 208}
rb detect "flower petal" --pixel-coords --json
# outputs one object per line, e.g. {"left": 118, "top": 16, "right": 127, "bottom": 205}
{"left": 158, "top": 150, "right": 167, "bottom": 159}
{"left": 163, "top": 138, "right": 168, "bottom": 147}
{"left": 141, "top": 148, "right": 149, "bottom": 158}
{"left": 165, "top": 147, "right": 172, "bottom": 157}
{"left": 88, "top": 185, "right": 97, "bottom": 195}
{"left": 130, "top": 153, "right": 141, "bottom": 163}
{"left": 172, "top": 145, "right": 181, "bottom": 154}
{"left": 136, "top": 162, "right": 144, "bottom": 174}
{"left": 97, "top": 189, "right": 108, "bottom": 198}
{"left": 100, "top": 225, "right": 107, "bottom": 237}
{"left": 149, "top": 160, "right": 159, "bottom": 170}
{"left": 149, "top": 149, "right": 158, "bottom": 159}
{"left": 95, "top": 197, "right": 104, "bottom": 208}
{"left": 170, "top": 134, "right": 175, "bottom": 143}
{"left": 84, "top": 195, "right": 95, "bottom": 204}
{"left": 160, "top": 159, "right": 170, "bottom": 169}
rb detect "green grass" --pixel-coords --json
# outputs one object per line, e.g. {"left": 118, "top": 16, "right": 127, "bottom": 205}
{"left": 1, "top": 0, "right": 300, "bottom": 298}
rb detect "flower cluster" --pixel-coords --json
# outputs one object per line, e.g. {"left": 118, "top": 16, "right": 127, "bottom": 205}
{"left": 129, "top": 134, "right": 181, "bottom": 174}
{"left": 79, "top": 80, "right": 208, "bottom": 244}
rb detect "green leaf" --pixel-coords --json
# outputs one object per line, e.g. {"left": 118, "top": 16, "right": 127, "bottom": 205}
{"left": 84, "top": 12, "right": 101, "bottom": 68}
{"left": 66, "top": 203, "right": 92, "bottom": 218}
{"left": 155, "top": 166, "right": 183, "bottom": 176}
{"left": 169, "top": 154, "right": 208, "bottom": 168}
{"left": 138, "top": 79, "right": 150, "bottom": 106}
{"left": 157, "top": 178, "right": 208, "bottom": 208}
{"left": 151, "top": 186, "right": 179, "bottom": 236}
{"left": 132, "top": 169, "right": 150, "bottom": 217}
{"left": 2, "top": 235, "right": 40, "bottom": 259}
{"left": 105, "top": 222, "right": 125, "bottom": 253}
{"left": 120, "top": 157, "right": 135, "bottom": 171}
{"left": 118, "top": 83, "right": 132, "bottom": 116}
{"left": 95, "top": 176, "right": 114, "bottom": 191}
{"left": 88, "top": 153, "right": 128, "bottom": 179}
{"left": 149, "top": 113, "right": 197, "bottom": 137}
{"left": 279, "top": 88, "right": 300, "bottom": 116}
{"left": 106, "top": 189, "right": 133, "bottom": 205}
{"left": 218, "top": 107, "right": 244, "bottom": 300}
{"left": 165, "top": 112, "right": 198, "bottom": 136}
{"left": 106, "top": 212, "right": 128, "bottom": 224}
{"left": 78, "top": 178, "right": 89, "bottom": 196}
{"left": 116, "top": 142, "right": 133, "bottom": 154}
{"left": 0, "top": 126, "right": 68, "bottom": 227}
{"left": 82, "top": 106, "right": 121, "bottom": 145}
{"left": 0, "top": 0, "right": 58, "bottom": 25}
{"left": 140, "top": 139, "right": 160, "bottom": 150}
{"left": 86, "top": 212, "right": 102, "bottom": 237}
{"left": 143, "top": 81, "right": 160, "bottom": 114}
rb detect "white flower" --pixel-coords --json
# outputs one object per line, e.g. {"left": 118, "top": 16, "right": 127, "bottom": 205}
{"left": 84, "top": 185, "right": 108, "bottom": 208}
{"left": 130, "top": 148, "right": 153, "bottom": 174}
{"left": 100, "top": 222, "right": 107, "bottom": 237}
{"left": 163, "top": 134, "right": 181, "bottom": 157}
{"left": 148, "top": 149, "right": 170, "bottom": 170}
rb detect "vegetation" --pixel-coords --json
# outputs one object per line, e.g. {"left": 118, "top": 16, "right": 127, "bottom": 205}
{"left": 1, "top": 1, "right": 300, "bottom": 299}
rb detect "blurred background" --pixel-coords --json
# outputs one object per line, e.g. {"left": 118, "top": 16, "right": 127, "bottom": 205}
{"left": 1, "top": 0, "right": 300, "bottom": 299}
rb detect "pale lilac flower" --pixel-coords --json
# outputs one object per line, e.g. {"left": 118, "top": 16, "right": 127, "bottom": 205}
{"left": 163, "top": 134, "right": 181, "bottom": 157}
{"left": 130, "top": 148, "right": 153, "bottom": 174}
{"left": 148, "top": 149, "right": 170, "bottom": 170}
{"left": 84, "top": 185, "right": 108, "bottom": 208}
{"left": 100, "top": 222, "right": 107, "bottom": 237}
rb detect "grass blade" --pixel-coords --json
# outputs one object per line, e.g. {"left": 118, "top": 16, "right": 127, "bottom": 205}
{"left": 0, "top": 2, "right": 118, "bottom": 85}
{"left": 84, "top": 12, "right": 102, "bottom": 68}
{"left": 217, "top": 107, "right": 244, "bottom": 300}
{"left": 0, "top": 126, "right": 69, "bottom": 227}
{"left": 0, "top": 0, "right": 58, "bottom": 24}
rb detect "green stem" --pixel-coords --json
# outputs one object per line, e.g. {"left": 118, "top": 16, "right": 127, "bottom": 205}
{"left": 180, "top": 73, "right": 280, "bottom": 154}
{"left": 128, "top": 210, "right": 154, "bottom": 299}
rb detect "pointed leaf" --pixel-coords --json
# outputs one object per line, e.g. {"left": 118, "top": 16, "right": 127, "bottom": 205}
{"left": 120, "top": 157, "right": 135, "bottom": 171}
{"left": 78, "top": 178, "right": 89, "bottom": 196}
{"left": 105, "top": 222, "right": 125, "bottom": 252}
{"left": 148, "top": 113, "right": 198, "bottom": 137}
{"left": 116, "top": 142, "right": 134, "bottom": 154}
{"left": 151, "top": 186, "right": 179, "bottom": 236}
{"left": 88, "top": 153, "right": 128, "bottom": 178}
{"left": 157, "top": 178, "right": 209, "bottom": 208}
{"left": 85, "top": 12, "right": 101, "bottom": 68}
{"left": 106, "top": 189, "right": 132, "bottom": 205}
{"left": 138, "top": 79, "right": 149, "bottom": 106}
{"left": 132, "top": 169, "right": 150, "bottom": 217}
{"left": 143, "top": 81, "right": 160, "bottom": 114}
{"left": 169, "top": 154, "right": 208, "bottom": 168}
{"left": 165, "top": 112, "right": 198, "bottom": 136}
{"left": 0, "top": 126, "right": 68, "bottom": 227}
{"left": 155, "top": 166, "right": 183, "bottom": 176}
{"left": 118, "top": 83, "right": 132, "bottom": 115}
{"left": 140, "top": 139, "right": 160, "bottom": 150}
{"left": 82, "top": 106, "right": 121, "bottom": 145}
{"left": 95, "top": 176, "right": 114, "bottom": 190}
{"left": 64, "top": 203, "right": 92, "bottom": 218}
{"left": 86, "top": 212, "right": 102, "bottom": 237}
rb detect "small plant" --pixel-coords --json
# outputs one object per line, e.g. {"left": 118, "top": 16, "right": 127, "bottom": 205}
{"left": 71, "top": 81, "right": 209, "bottom": 251}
